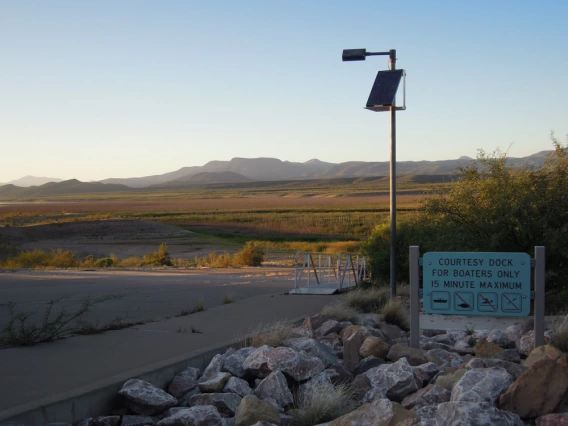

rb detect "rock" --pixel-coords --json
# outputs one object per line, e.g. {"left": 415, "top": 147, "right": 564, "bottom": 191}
{"left": 343, "top": 329, "right": 363, "bottom": 373}
{"left": 471, "top": 329, "right": 490, "bottom": 340}
{"left": 518, "top": 330, "right": 552, "bottom": 356}
{"left": 524, "top": 344, "right": 563, "bottom": 368}
{"left": 198, "top": 373, "right": 232, "bottom": 393}
{"left": 435, "top": 401, "right": 524, "bottom": 426}
{"left": 464, "top": 358, "right": 527, "bottom": 381}
{"left": 119, "top": 379, "right": 178, "bottom": 416}
{"left": 500, "top": 358, "right": 568, "bottom": 418}
{"left": 190, "top": 393, "right": 242, "bottom": 417}
{"left": 447, "top": 330, "right": 468, "bottom": 344}
{"left": 221, "top": 419, "right": 235, "bottom": 426}
{"left": 300, "top": 370, "right": 334, "bottom": 396}
{"left": 158, "top": 406, "right": 222, "bottom": 426}
{"left": 303, "top": 314, "right": 330, "bottom": 331}
{"left": 413, "top": 405, "right": 438, "bottom": 426}
{"left": 353, "top": 355, "right": 385, "bottom": 375}
{"left": 340, "top": 325, "right": 370, "bottom": 341}
{"left": 169, "top": 367, "right": 201, "bottom": 398}
{"left": 412, "top": 362, "right": 440, "bottom": 388}
{"left": 254, "top": 371, "right": 293, "bottom": 410}
{"left": 401, "top": 384, "right": 451, "bottom": 410}
{"left": 178, "top": 389, "right": 200, "bottom": 407}
{"left": 364, "top": 357, "right": 418, "bottom": 402}
{"left": 378, "top": 323, "right": 403, "bottom": 340}
{"left": 167, "top": 408, "right": 191, "bottom": 417}
{"left": 431, "top": 333, "right": 453, "bottom": 345}
{"left": 223, "top": 348, "right": 256, "bottom": 378}
{"left": 122, "top": 416, "right": 157, "bottom": 426}
{"left": 387, "top": 344, "right": 428, "bottom": 366}
{"left": 451, "top": 367, "right": 513, "bottom": 405}
{"left": 425, "top": 349, "right": 463, "bottom": 368}
{"left": 78, "top": 417, "right": 121, "bottom": 426}
{"left": 200, "top": 354, "right": 227, "bottom": 383}
{"left": 434, "top": 369, "right": 466, "bottom": 391}
{"left": 224, "top": 377, "right": 253, "bottom": 397}
{"left": 328, "top": 398, "right": 419, "bottom": 426}
{"left": 359, "top": 336, "right": 390, "bottom": 359}
{"left": 234, "top": 395, "right": 281, "bottom": 426}
{"left": 362, "top": 387, "right": 386, "bottom": 403}
{"left": 325, "top": 364, "right": 354, "bottom": 385}
{"left": 244, "top": 346, "right": 324, "bottom": 381}
{"left": 487, "top": 329, "right": 515, "bottom": 349}
{"left": 283, "top": 337, "right": 338, "bottom": 368}
{"left": 350, "top": 374, "right": 372, "bottom": 400}
{"left": 316, "top": 320, "right": 341, "bottom": 336}
{"left": 536, "top": 414, "right": 568, "bottom": 426}
{"left": 358, "top": 313, "right": 381, "bottom": 328}
{"left": 491, "top": 349, "right": 521, "bottom": 364}
{"left": 475, "top": 338, "right": 505, "bottom": 358}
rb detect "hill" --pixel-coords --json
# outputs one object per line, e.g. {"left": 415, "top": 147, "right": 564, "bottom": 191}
{"left": 0, "top": 179, "right": 131, "bottom": 198}
{"left": 4, "top": 175, "right": 63, "bottom": 187}
{"left": 159, "top": 171, "right": 253, "bottom": 187}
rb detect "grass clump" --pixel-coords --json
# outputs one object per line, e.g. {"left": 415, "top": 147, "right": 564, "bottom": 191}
{"left": 381, "top": 301, "right": 408, "bottom": 330}
{"left": 0, "top": 295, "right": 123, "bottom": 346}
{"left": 292, "top": 383, "right": 358, "bottom": 426}
{"left": 321, "top": 304, "right": 359, "bottom": 323}
{"left": 247, "top": 321, "right": 297, "bottom": 347}
{"left": 222, "top": 292, "right": 236, "bottom": 304}
{"left": 233, "top": 241, "right": 265, "bottom": 266}
{"left": 346, "top": 288, "right": 390, "bottom": 313}
{"left": 551, "top": 327, "right": 568, "bottom": 353}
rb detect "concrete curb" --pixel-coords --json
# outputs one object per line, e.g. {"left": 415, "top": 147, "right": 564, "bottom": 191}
{"left": 0, "top": 316, "right": 306, "bottom": 425}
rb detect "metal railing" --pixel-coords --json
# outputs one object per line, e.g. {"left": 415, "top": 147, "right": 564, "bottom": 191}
{"left": 293, "top": 251, "right": 367, "bottom": 291}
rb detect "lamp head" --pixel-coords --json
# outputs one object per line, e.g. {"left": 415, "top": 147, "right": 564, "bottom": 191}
{"left": 342, "top": 49, "right": 366, "bottom": 61}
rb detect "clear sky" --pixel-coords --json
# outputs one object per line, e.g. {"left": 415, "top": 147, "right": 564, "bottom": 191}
{"left": 1, "top": 0, "right": 567, "bottom": 182}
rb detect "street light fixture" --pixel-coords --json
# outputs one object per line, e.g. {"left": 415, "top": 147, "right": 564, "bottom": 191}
{"left": 342, "top": 48, "right": 406, "bottom": 299}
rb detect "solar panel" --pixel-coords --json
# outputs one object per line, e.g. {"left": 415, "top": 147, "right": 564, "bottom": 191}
{"left": 366, "top": 69, "right": 404, "bottom": 107}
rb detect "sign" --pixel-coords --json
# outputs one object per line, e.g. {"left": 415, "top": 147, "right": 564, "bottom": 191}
{"left": 423, "top": 252, "right": 531, "bottom": 316}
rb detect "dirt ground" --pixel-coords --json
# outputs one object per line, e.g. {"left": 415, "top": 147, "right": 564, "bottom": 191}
{"left": 0, "top": 219, "right": 267, "bottom": 261}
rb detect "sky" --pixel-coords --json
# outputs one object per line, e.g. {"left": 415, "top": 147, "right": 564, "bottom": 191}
{"left": 1, "top": 0, "right": 567, "bottom": 182}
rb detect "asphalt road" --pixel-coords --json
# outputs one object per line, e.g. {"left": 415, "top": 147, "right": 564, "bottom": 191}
{"left": 0, "top": 267, "right": 297, "bottom": 330}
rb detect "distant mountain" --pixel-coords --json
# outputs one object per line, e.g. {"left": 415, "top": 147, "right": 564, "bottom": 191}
{"left": 161, "top": 171, "right": 252, "bottom": 187}
{"left": 5, "top": 175, "right": 62, "bottom": 187}
{"left": 100, "top": 166, "right": 202, "bottom": 188}
{"left": 0, "top": 179, "right": 131, "bottom": 198}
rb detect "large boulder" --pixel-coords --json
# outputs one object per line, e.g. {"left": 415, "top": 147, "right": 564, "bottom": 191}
{"left": 157, "top": 406, "right": 222, "bottom": 426}
{"left": 190, "top": 393, "right": 242, "bottom": 417}
{"left": 119, "top": 379, "right": 178, "bottom": 416}
{"left": 234, "top": 395, "right": 281, "bottom": 426}
{"left": 435, "top": 401, "right": 524, "bottom": 426}
{"left": 169, "top": 367, "right": 201, "bottom": 399}
{"left": 223, "top": 348, "right": 256, "bottom": 378}
{"left": 243, "top": 346, "right": 324, "bottom": 381}
{"left": 363, "top": 357, "right": 418, "bottom": 402}
{"left": 524, "top": 344, "right": 563, "bottom": 368}
{"left": 328, "top": 398, "right": 419, "bottom": 426}
{"left": 224, "top": 377, "right": 253, "bottom": 397}
{"left": 122, "top": 415, "right": 157, "bottom": 426}
{"left": 353, "top": 355, "right": 385, "bottom": 376}
{"left": 343, "top": 329, "right": 363, "bottom": 373}
{"left": 433, "top": 369, "right": 467, "bottom": 391}
{"left": 359, "top": 336, "right": 390, "bottom": 359}
{"left": 200, "top": 354, "right": 229, "bottom": 383}
{"left": 425, "top": 349, "right": 463, "bottom": 368}
{"left": 412, "top": 362, "right": 440, "bottom": 388}
{"left": 464, "top": 357, "right": 527, "bottom": 381}
{"left": 401, "top": 384, "right": 451, "bottom": 410}
{"left": 198, "top": 373, "right": 232, "bottom": 393}
{"left": 536, "top": 414, "right": 568, "bottom": 426}
{"left": 388, "top": 344, "right": 428, "bottom": 366}
{"left": 282, "top": 337, "right": 338, "bottom": 367}
{"left": 475, "top": 339, "right": 505, "bottom": 358}
{"left": 316, "top": 319, "right": 342, "bottom": 336}
{"left": 451, "top": 367, "right": 513, "bottom": 405}
{"left": 254, "top": 371, "right": 294, "bottom": 410}
{"left": 499, "top": 358, "right": 568, "bottom": 418}
{"left": 487, "top": 329, "right": 515, "bottom": 349}
{"left": 303, "top": 313, "right": 330, "bottom": 331}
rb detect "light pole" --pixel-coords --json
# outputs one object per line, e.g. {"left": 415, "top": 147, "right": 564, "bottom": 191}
{"left": 342, "top": 48, "right": 406, "bottom": 299}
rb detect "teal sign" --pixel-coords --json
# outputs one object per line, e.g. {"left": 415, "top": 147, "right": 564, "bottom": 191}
{"left": 423, "top": 252, "right": 531, "bottom": 316}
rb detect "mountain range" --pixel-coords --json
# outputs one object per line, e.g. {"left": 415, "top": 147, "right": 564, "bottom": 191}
{"left": 0, "top": 151, "right": 552, "bottom": 198}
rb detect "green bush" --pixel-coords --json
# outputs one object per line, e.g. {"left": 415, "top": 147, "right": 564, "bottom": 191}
{"left": 363, "top": 134, "right": 568, "bottom": 295}
{"left": 233, "top": 241, "right": 265, "bottom": 266}
{"left": 141, "top": 243, "right": 172, "bottom": 266}
{"left": 94, "top": 257, "right": 114, "bottom": 267}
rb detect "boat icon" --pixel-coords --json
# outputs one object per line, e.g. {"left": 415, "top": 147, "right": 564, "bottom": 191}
{"left": 433, "top": 298, "right": 448, "bottom": 303}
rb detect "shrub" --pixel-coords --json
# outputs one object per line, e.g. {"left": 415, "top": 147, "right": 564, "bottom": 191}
{"left": 321, "top": 304, "right": 359, "bottom": 323}
{"left": 346, "top": 288, "right": 390, "bottom": 313}
{"left": 48, "top": 249, "right": 78, "bottom": 268}
{"left": 233, "top": 241, "right": 265, "bottom": 266}
{"left": 381, "top": 301, "right": 408, "bottom": 330}
{"left": 292, "top": 383, "right": 358, "bottom": 426}
{"left": 222, "top": 293, "right": 235, "bottom": 304}
{"left": 247, "top": 321, "right": 297, "bottom": 347}
{"left": 94, "top": 257, "right": 114, "bottom": 267}
{"left": 141, "top": 243, "right": 172, "bottom": 266}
